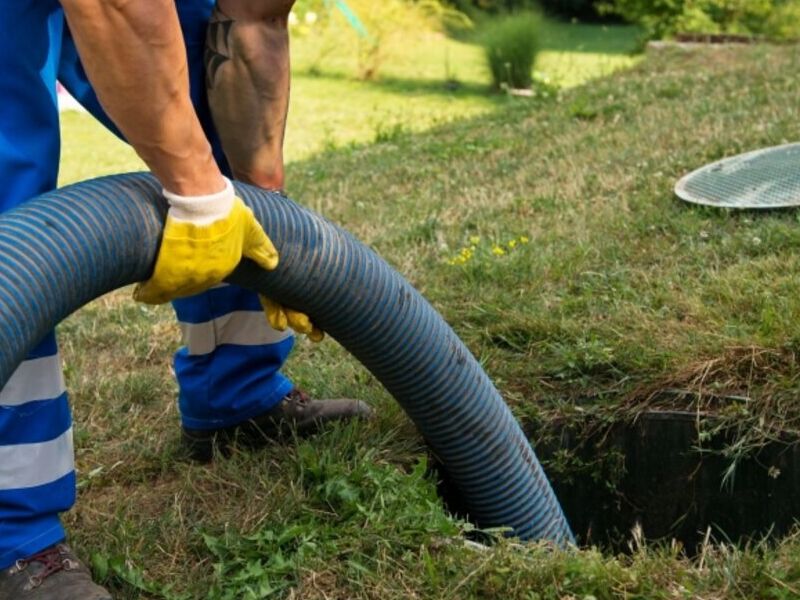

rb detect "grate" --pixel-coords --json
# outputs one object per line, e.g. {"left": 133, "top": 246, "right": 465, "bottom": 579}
{"left": 675, "top": 143, "right": 800, "bottom": 209}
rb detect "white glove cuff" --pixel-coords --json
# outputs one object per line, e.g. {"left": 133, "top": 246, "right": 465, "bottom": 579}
{"left": 163, "top": 177, "right": 235, "bottom": 225}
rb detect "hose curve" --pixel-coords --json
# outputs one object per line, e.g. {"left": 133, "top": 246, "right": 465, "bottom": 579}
{"left": 0, "top": 173, "right": 573, "bottom": 544}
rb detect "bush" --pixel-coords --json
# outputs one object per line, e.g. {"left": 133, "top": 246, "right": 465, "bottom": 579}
{"left": 597, "top": 0, "right": 800, "bottom": 40}
{"left": 479, "top": 11, "right": 541, "bottom": 90}
{"left": 764, "top": 2, "right": 800, "bottom": 40}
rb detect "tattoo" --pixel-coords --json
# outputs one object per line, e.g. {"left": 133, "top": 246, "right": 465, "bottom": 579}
{"left": 204, "top": 8, "right": 234, "bottom": 89}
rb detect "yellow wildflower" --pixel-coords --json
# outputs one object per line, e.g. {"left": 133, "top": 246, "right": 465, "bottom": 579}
{"left": 469, "top": 235, "right": 481, "bottom": 245}
{"left": 492, "top": 245, "right": 506, "bottom": 256}
{"left": 507, "top": 240, "right": 517, "bottom": 249}
{"left": 519, "top": 236, "right": 530, "bottom": 244}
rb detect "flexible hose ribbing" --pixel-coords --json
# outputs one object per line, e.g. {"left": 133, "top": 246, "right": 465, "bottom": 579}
{"left": 0, "top": 173, "right": 573, "bottom": 544}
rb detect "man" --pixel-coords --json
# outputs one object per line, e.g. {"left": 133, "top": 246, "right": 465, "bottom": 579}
{"left": 0, "top": 1, "right": 370, "bottom": 598}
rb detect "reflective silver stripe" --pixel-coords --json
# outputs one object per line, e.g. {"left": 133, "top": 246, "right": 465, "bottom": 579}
{"left": 179, "top": 311, "right": 292, "bottom": 356}
{"left": 0, "top": 428, "right": 74, "bottom": 491}
{"left": 0, "top": 355, "right": 66, "bottom": 407}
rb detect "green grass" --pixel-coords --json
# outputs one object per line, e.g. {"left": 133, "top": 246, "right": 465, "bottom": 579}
{"left": 52, "top": 22, "right": 800, "bottom": 600}
{"left": 59, "top": 20, "right": 640, "bottom": 178}
{"left": 285, "top": 21, "right": 640, "bottom": 160}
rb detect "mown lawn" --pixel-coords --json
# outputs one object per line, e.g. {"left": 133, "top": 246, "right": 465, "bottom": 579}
{"left": 54, "top": 22, "right": 800, "bottom": 600}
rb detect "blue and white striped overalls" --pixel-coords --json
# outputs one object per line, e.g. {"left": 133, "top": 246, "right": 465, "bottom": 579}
{"left": 0, "top": 0, "right": 295, "bottom": 568}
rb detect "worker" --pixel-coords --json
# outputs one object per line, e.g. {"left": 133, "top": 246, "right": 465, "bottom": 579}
{"left": 0, "top": 1, "right": 370, "bottom": 597}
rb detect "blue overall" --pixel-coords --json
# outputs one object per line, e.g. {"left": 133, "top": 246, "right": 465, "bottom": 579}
{"left": 0, "top": 0, "right": 294, "bottom": 568}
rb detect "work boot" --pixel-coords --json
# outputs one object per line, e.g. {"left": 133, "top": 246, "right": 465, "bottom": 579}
{"left": 182, "top": 388, "right": 373, "bottom": 462}
{"left": 0, "top": 543, "right": 111, "bottom": 600}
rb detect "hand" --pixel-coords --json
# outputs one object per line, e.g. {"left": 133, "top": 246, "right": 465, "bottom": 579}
{"left": 134, "top": 177, "right": 278, "bottom": 304}
{"left": 260, "top": 296, "right": 324, "bottom": 343}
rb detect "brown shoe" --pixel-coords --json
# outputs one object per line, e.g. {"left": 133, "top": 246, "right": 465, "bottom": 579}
{"left": 182, "top": 388, "right": 373, "bottom": 462}
{"left": 0, "top": 544, "right": 111, "bottom": 600}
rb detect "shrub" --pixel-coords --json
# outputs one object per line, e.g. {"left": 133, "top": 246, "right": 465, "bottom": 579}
{"left": 597, "top": 0, "right": 800, "bottom": 41}
{"left": 764, "top": 2, "right": 800, "bottom": 40}
{"left": 479, "top": 11, "right": 542, "bottom": 90}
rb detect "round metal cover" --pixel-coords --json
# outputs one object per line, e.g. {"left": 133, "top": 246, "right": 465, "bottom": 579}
{"left": 675, "top": 143, "right": 800, "bottom": 209}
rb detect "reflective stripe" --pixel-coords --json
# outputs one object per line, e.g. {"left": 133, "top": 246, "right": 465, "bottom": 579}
{"left": 172, "top": 284, "right": 263, "bottom": 323}
{"left": 0, "top": 428, "right": 74, "bottom": 491}
{"left": 179, "top": 310, "right": 292, "bottom": 356}
{"left": 0, "top": 354, "right": 65, "bottom": 407}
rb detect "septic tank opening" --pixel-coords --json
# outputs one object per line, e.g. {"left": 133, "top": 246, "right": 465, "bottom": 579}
{"left": 433, "top": 410, "right": 800, "bottom": 554}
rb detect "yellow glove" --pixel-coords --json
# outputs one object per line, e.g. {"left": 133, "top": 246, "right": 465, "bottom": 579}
{"left": 260, "top": 296, "right": 325, "bottom": 343}
{"left": 134, "top": 177, "right": 278, "bottom": 304}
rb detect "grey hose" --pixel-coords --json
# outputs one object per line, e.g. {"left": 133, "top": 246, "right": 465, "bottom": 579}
{"left": 0, "top": 173, "right": 573, "bottom": 544}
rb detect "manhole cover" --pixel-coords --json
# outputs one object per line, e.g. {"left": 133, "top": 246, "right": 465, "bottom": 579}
{"left": 675, "top": 143, "right": 800, "bottom": 209}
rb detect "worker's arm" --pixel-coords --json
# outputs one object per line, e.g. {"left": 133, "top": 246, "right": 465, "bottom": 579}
{"left": 204, "top": 0, "right": 322, "bottom": 340}
{"left": 59, "top": 0, "right": 279, "bottom": 303}
{"left": 59, "top": 0, "right": 223, "bottom": 195}
{"left": 205, "top": 0, "right": 295, "bottom": 191}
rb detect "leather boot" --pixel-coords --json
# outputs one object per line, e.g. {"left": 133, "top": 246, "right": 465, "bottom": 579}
{"left": 0, "top": 544, "right": 111, "bottom": 600}
{"left": 182, "top": 388, "right": 373, "bottom": 462}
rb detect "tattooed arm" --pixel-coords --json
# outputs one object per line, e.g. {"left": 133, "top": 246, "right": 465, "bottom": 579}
{"left": 59, "top": 0, "right": 225, "bottom": 195}
{"left": 205, "top": 1, "right": 296, "bottom": 191}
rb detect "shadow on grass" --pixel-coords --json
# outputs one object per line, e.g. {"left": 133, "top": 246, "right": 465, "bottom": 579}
{"left": 298, "top": 68, "right": 501, "bottom": 101}
{"left": 538, "top": 22, "right": 642, "bottom": 55}
{"left": 451, "top": 20, "right": 642, "bottom": 55}
{"left": 294, "top": 22, "right": 641, "bottom": 102}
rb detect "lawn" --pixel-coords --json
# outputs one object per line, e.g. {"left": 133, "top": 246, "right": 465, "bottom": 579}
{"left": 52, "top": 19, "right": 800, "bottom": 600}
{"left": 58, "top": 20, "right": 640, "bottom": 182}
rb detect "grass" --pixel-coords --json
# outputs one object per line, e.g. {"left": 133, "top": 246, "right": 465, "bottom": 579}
{"left": 58, "top": 21, "right": 639, "bottom": 175}
{"left": 284, "top": 21, "right": 640, "bottom": 159}
{"left": 51, "top": 19, "right": 800, "bottom": 600}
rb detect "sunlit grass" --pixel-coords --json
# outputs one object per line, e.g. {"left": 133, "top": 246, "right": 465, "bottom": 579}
{"left": 58, "top": 20, "right": 640, "bottom": 182}
{"left": 285, "top": 20, "right": 640, "bottom": 159}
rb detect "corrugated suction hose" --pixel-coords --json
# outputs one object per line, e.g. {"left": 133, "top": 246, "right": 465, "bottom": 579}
{"left": 0, "top": 173, "right": 573, "bottom": 544}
